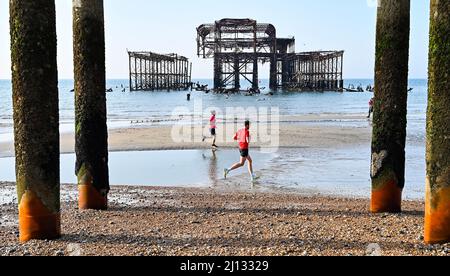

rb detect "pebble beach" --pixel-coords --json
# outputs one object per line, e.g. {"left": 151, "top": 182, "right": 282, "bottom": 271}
{"left": 0, "top": 182, "right": 448, "bottom": 256}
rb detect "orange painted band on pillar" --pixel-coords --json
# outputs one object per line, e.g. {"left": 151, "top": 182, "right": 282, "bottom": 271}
{"left": 371, "top": 181, "right": 402, "bottom": 213}
{"left": 425, "top": 187, "right": 450, "bottom": 244}
{"left": 19, "top": 191, "right": 61, "bottom": 243}
{"left": 79, "top": 184, "right": 108, "bottom": 211}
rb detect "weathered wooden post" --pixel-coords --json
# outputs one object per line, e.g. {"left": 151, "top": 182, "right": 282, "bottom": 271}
{"left": 371, "top": 0, "right": 410, "bottom": 213}
{"left": 10, "top": 0, "right": 61, "bottom": 242}
{"left": 425, "top": 0, "right": 450, "bottom": 244}
{"left": 73, "top": 0, "right": 109, "bottom": 210}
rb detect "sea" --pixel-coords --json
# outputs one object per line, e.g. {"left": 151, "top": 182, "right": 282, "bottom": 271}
{"left": 0, "top": 79, "right": 428, "bottom": 199}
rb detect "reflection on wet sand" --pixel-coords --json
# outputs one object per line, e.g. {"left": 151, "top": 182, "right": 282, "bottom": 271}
{"left": 203, "top": 149, "right": 218, "bottom": 186}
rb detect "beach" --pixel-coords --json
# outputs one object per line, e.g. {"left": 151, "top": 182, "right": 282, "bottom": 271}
{"left": 0, "top": 182, "right": 448, "bottom": 256}
{"left": 1, "top": 0, "right": 447, "bottom": 259}
{"left": 0, "top": 113, "right": 372, "bottom": 156}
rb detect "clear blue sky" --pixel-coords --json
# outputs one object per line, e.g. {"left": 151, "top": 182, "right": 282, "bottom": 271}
{"left": 0, "top": 0, "right": 430, "bottom": 79}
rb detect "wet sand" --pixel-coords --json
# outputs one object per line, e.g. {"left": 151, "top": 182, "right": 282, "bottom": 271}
{"left": 0, "top": 114, "right": 372, "bottom": 158}
{"left": 0, "top": 182, "right": 448, "bottom": 256}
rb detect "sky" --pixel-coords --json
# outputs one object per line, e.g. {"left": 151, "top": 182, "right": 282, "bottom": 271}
{"left": 0, "top": 0, "right": 430, "bottom": 79}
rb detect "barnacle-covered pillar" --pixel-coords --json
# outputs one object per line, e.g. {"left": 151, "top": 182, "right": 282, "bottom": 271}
{"left": 371, "top": 0, "right": 410, "bottom": 213}
{"left": 424, "top": 0, "right": 450, "bottom": 244}
{"left": 73, "top": 0, "right": 109, "bottom": 210}
{"left": 10, "top": 0, "right": 61, "bottom": 242}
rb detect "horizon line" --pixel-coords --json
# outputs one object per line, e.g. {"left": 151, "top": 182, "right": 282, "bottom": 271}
{"left": 0, "top": 77, "right": 429, "bottom": 81}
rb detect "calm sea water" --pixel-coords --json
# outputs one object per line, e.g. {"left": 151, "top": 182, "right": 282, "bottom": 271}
{"left": 0, "top": 79, "right": 428, "bottom": 199}
{"left": 0, "top": 79, "right": 427, "bottom": 139}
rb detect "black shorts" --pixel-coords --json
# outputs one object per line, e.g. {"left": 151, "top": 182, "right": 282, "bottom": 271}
{"left": 210, "top": 128, "right": 216, "bottom": 136}
{"left": 240, "top": 149, "right": 249, "bottom": 158}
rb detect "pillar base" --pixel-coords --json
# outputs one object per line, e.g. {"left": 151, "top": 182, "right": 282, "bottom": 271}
{"left": 425, "top": 186, "right": 450, "bottom": 244}
{"left": 19, "top": 191, "right": 61, "bottom": 243}
{"left": 79, "top": 185, "right": 108, "bottom": 211}
{"left": 371, "top": 180, "right": 403, "bottom": 213}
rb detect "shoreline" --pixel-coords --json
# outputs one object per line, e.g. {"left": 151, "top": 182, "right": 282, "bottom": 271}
{"left": 0, "top": 113, "right": 373, "bottom": 158}
{"left": 1, "top": 182, "right": 448, "bottom": 256}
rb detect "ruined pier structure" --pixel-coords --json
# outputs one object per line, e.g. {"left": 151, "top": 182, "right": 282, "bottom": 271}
{"left": 128, "top": 51, "right": 192, "bottom": 91}
{"left": 197, "top": 19, "right": 344, "bottom": 91}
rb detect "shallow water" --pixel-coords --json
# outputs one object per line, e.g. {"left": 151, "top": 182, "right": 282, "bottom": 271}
{"left": 0, "top": 145, "right": 426, "bottom": 200}
{"left": 0, "top": 149, "right": 273, "bottom": 187}
{"left": 261, "top": 145, "right": 426, "bottom": 200}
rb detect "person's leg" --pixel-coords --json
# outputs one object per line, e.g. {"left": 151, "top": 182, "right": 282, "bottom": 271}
{"left": 212, "top": 134, "right": 217, "bottom": 147}
{"left": 229, "top": 157, "right": 246, "bottom": 171}
{"left": 247, "top": 155, "right": 258, "bottom": 182}
{"left": 203, "top": 129, "right": 213, "bottom": 142}
{"left": 224, "top": 157, "right": 246, "bottom": 179}
{"left": 247, "top": 155, "right": 253, "bottom": 176}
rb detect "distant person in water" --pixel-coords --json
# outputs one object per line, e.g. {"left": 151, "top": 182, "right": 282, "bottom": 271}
{"left": 203, "top": 110, "right": 218, "bottom": 148}
{"left": 367, "top": 97, "right": 375, "bottom": 119}
{"left": 224, "top": 120, "right": 257, "bottom": 182}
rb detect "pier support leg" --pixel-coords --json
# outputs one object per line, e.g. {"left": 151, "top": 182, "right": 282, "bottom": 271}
{"left": 281, "top": 59, "right": 289, "bottom": 89}
{"left": 213, "top": 55, "right": 222, "bottom": 90}
{"left": 269, "top": 57, "right": 277, "bottom": 91}
{"left": 10, "top": 0, "right": 61, "bottom": 242}
{"left": 425, "top": 0, "right": 450, "bottom": 244}
{"left": 234, "top": 57, "right": 240, "bottom": 90}
{"left": 73, "top": 0, "right": 109, "bottom": 210}
{"left": 252, "top": 58, "right": 259, "bottom": 90}
{"left": 371, "top": 0, "right": 410, "bottom": 213}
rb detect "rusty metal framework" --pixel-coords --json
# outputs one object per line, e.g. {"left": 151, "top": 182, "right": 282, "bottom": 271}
{"left": 128, "top": 51, "right": 192, "bottom": 91}
{"left": 197, "top": 18, "right": 344, "bottom": 91}
{"left": 284, "top": 51, "right": 344, "bottom": 91}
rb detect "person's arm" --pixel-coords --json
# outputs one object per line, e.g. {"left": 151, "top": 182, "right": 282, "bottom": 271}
{"left": 233, "top": 132, "right": 238, "bottom": 141}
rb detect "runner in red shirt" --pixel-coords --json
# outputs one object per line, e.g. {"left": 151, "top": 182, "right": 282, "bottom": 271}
{"left": 202, "top": 110, "right": 218, "bottom": 149}
{"left": 224, "top": 120, "right": 257, "bottom": 182}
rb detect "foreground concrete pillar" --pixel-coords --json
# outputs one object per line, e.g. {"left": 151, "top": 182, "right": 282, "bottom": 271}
{"left": 73, "top": 0, "right": 109, "bottom": 210}
{"left": 10, "top": 0, "right": 61, "bottom": 242}
{"left": 425, "top": 0, "right": 450, "bottom": 244}
{"left": 371, "top": 0, "right": 410, "bottom": 213}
